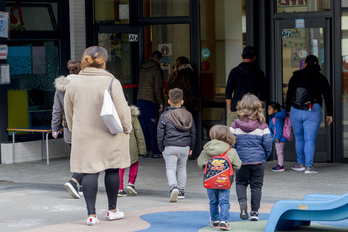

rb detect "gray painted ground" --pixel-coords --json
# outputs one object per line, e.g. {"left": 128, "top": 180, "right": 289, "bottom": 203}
{"left": 0, "top": 157, "right": 347, "bottom": 232}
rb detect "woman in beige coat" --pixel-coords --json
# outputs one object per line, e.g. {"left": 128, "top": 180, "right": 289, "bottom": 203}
{"left": 64, "top": 46, "right": 132, "bottom": 226}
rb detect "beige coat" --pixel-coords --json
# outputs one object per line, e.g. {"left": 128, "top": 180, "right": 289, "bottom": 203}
{"left": 64, "top": 67, "right": 132, "bottom": 173}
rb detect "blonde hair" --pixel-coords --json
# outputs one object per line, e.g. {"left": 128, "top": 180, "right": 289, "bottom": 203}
{"left": 67, "top": 60, "right": 81, "bottom": 74}
{"left": 209, "top": 125, "right": 236, "bottom": 146}
{"left": 236, "top": 93, "right": 265, "bottom": 123}
{"left": 80, "top": 46, "right": 108, "bottom": 70}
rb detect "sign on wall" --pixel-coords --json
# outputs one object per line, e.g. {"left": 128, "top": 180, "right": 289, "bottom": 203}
{"left": 129, "top": 34, "right": 138, "bottom": 42}
{"left": 158, "top": 44, "right": 172, "bottom": 56}
{"left": 0, "top": 45, "right": 7, "bottom": 59}
{"left": 0, "top": 12, "right": 9, "bottom": 38}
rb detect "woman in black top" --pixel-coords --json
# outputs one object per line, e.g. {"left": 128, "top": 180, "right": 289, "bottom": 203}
{"left": 286, "top": 55, "right": 333, "bottom": 174}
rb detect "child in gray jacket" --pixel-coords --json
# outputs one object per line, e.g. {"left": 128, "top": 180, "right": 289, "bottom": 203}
{"left": 157, "top": 88, "right": 196, "bottom": 202}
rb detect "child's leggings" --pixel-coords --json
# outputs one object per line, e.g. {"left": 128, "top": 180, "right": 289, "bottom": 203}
{"left": 119, "top": 161, "right": 139, "bottom": 190}
{"left": 275, "top": 142, "right": 285, "bottom": 166}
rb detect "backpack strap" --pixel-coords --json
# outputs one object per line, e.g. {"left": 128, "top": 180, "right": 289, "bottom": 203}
{"left": 220, "top": 147, "right": 232, "bottom": 157}
{"left": 204, "top": 147, "right": 232, "bottom": 174}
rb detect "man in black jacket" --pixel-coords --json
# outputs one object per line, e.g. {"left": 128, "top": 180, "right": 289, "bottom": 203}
{"left": 225, "top": 46, "right": 266, "bottom": 126}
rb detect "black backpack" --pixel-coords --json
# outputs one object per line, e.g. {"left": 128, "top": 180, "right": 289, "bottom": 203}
{"left": 292, "top": 76, "right": 317, "bottom": 110}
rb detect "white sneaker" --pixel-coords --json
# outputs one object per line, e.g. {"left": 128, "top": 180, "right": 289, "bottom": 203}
{"left": 169, "top": 188, "right": 179, "bottom": 202}
{"left": 86, "top": 216, "right": 99, "bottom": 226}
{"left": 106, "top": 208, "right": 124, "bottom": 220}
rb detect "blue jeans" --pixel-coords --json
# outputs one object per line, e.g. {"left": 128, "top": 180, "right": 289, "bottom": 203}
{"left": 137, "top": 100, "right": 160, "bottom": 154}
{"left": 290, "top": 104, "right": 322, "bottom": 167}
{"left": 207, "top": 188, "right": 230, "bottom": 222}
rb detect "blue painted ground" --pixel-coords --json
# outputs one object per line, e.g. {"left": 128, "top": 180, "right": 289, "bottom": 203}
{"left": 137, "top": 211, "right": 348, "bottom": 232}
{"left": 138, "top": 211, "right": 268, "bottom": 232}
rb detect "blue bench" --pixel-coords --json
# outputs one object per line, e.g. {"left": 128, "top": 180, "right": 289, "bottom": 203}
{"left": 265, "top": 192, "right": 348, "bottom": 231}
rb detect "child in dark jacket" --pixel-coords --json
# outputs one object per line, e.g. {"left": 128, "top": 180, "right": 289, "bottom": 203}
{"left": 230, "top": 93, "right": 272, "bottom": 222}
{"left": 157, "top": 88, "right": 196, "bottom": 203}
{"left": 268, "top": 102, "right": 287, "bottom": 172}
{"left": 197, "top": 125, "right": 241, "bottom": 231}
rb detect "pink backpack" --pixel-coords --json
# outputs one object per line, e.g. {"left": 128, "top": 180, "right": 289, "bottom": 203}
{"left": 272, "top": 116, "right": 292, "bottom": 142}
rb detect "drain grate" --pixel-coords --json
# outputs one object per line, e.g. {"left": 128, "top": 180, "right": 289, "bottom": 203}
{"left": 0, "top": 180, "right": 14, "bottom": 185}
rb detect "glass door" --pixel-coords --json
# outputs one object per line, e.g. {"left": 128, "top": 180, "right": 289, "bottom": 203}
{"left": 95, "top": 27, "right": 141, "bottom": 105}
{"left": 275, "top": 18, "right": 331, "bottom": 162}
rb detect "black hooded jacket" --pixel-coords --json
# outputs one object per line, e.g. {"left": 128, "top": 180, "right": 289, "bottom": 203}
{"left": 157, "top": 106, "right": 196, "bottom": 152}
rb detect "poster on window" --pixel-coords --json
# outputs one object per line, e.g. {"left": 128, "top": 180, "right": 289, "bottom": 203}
{"left": 0, "top": 12, "right": 9, "bottom": 38}
{"left": 0, "top": 45, "right": 7, "bottom": 59}
{"left": 1, "top": 64, "right": 10, "bottom": 84}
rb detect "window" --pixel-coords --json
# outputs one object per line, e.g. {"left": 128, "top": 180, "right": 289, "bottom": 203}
{"left": 95, "top": 0, "right": 129, "bottom": 24}
{"left": 277, "top": 0, "right": 330, "bottom": 13}
{"left": 6, "top": 3, "right": 58, "bottom": 31}
{"left": 143, "top": 0, "right": 189, "bottom": 17}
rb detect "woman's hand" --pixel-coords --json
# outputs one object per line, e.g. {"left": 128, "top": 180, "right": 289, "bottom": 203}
{"left": 275, "top": 139, "right": 279, "bottom": 143}
{"left": 326, "top": 116, "right": 333, "bottom": 125}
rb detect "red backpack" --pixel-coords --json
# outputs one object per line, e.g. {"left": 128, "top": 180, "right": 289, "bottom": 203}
{"left": 272, "top": 115, "right": 292, "bottom": 141}
{"left": 203, "top": 148, "right": 234, "bottom": 190}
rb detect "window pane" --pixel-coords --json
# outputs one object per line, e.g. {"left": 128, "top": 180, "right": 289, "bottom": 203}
{"left": 277, "top": 0, "right": 330, "bottom": 13}
{"left": 200, "top": 0, "right": 246, "bottom": 142}
{"left": 5, "top": 3, "right": 58, "bottom": 31}
{"left": 342, "top": 9, "right": 348, "bottom": 158}
{"left": 143, "top": 0, "right": 189, "bottom": 17}
{"left": 95, "top": 0, "right": 129, "bottom": 24}
{"left": 6, "top": 41, "right": 59, "bottom": 128}
{"left": 98, "top": 33, "right": 131, "bottom": 85}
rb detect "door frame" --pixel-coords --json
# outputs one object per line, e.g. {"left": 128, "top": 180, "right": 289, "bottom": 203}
{"left": 84, "top": 0, "right": 202, "bottom": 156}
{"left": 274, "top": 17, "right": 332, "bottom": 162}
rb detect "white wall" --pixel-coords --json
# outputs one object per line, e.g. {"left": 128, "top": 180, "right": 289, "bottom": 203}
{"left": 1, "top": 139, "right": 70, "bottom": 164}
{"left": 215, "top": 0, "right": 243, "bottom": 89}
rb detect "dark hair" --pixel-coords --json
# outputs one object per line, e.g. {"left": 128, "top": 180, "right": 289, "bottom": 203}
{"left": 168, "top": 88, "right": 183, "bottom": 105}
{"left": 175, "top": 56, "right": 190, "bottom": 66}
{"left": 81, "top": 46, "right": 108, "bottom": 70}
{"left": 268, "top": 102, "right": 282, "bottom": 112}
{"left": 151, "top": 51, "right": 162, "bottom": 61}
{"left": 242, "top": 45, "right": 256, "bottom": 59}
{"left": 305, "top": 55, "right": 321, "bottom": 72}
{"left": 67, "top": 60, "right": 81, "bottom": 74}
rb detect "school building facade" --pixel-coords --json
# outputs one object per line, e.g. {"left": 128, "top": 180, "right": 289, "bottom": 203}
{"left": 0, "top": 0, "right": 347, "bottom": 163}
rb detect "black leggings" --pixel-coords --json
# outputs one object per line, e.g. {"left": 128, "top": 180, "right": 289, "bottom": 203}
{"left": 82, "top": 169, "right": 120, "bottom": 215}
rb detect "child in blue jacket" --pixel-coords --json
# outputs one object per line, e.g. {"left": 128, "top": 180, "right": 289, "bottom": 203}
{"left": 230, "top": 93, "right": 272, "bottom": 222}
{"left": 268, "top": 102, "right": 287, "bottom": 172}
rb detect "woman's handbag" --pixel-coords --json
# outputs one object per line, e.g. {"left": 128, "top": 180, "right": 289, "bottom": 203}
{"left": 100, "top": 78, "right": 123, "bottom": 134}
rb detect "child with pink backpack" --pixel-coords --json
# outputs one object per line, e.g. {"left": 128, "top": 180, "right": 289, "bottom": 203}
{"left": 268, "top": 102, "right": 292, "bottom": 172}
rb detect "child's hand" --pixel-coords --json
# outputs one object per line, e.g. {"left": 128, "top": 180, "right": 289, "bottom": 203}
{"left": 189, "top": 150, "right": 192, "bottom": 155}
{"left": 275, "top": 139, "right": 279, "bottom": 143}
